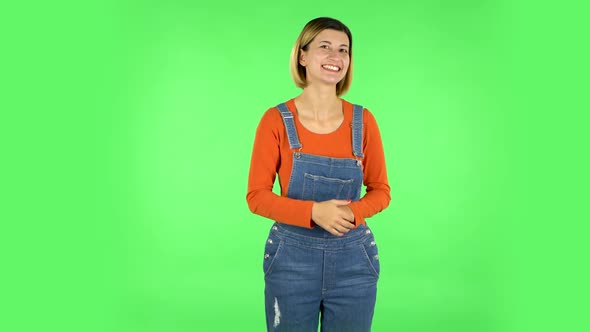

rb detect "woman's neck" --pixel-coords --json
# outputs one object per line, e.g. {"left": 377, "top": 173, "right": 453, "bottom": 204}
{"left": 296, "top": 85, "right": 341, "bottom": 117}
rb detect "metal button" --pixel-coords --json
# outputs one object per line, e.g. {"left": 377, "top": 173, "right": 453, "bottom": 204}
{"left": 374, "top": 255, "right": 379, "bottom": 260}
{"left": 268, "top": 239, "right": 273, "bottom": 244}
{"left": 272, "top": 226, "right": 278, "bottom": 231}
{"left": 365, "top": 229, "right": 371, "bottom": 234}
{"left": 370, "top": 241, "right": 376, "bottom": 246}
{"left": 264, "top": 253, "right": 270, "bottom": 259}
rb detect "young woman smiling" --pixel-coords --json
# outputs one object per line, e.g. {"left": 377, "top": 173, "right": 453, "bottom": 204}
{"left": 247, "top": 17, "right": 391, "bottom": 332}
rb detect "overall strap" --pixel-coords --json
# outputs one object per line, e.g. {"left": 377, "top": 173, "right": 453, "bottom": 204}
{"left": 276, "top": 103, "right": 302, "bottom": 150}
{"left": 351, "top": 104, "right": 364, "bottom": 158}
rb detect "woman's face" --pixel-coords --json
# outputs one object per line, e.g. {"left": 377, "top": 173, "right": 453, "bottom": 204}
{"left": 300, "top": 29, "right": 350, "bottom": 87}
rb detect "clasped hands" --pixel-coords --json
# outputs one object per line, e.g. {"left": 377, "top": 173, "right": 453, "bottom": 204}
{"left": 311, "top": 199, "right": 355, "bottom": 236}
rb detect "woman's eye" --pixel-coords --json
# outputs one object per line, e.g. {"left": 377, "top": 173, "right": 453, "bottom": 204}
{"left": 340, "top": 49, "right": 348, "bottom": 53}
{"left": 320, "top": 45, "right": 329, "bottom": 49}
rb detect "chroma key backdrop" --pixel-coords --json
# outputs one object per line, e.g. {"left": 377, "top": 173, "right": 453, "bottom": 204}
{"left": 2, "top": 1, "right": 588, "bottom": 332}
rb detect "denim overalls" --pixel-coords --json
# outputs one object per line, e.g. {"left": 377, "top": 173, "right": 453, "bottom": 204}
{"left": 263, "top": 102, "right": 380, "bottom": 332}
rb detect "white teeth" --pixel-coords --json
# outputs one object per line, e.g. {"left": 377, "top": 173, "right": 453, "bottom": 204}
{"left": 322, "top": 65, "right": 340, "bottom": 71}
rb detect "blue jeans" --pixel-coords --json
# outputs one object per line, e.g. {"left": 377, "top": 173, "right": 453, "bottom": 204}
{"left": 263, "top": 222, "right": 380, "bottom": 332}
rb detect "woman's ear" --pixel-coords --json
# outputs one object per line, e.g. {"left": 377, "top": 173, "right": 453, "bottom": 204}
{"left": 299, "top": 50, "right": 307, "bottom": 66}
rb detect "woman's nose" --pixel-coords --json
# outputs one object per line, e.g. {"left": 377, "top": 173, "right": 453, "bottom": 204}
{"left": 327, "top": 49, "right": 343, "bottom": 59}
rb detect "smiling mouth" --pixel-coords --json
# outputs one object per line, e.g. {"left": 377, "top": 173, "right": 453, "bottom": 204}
{"left": 321, "top": 64, "right": 341, "bottom": 72}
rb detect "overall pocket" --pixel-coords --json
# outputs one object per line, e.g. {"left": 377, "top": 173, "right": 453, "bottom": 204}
{"left": 263, "top": 226, "right": 284, "bottom": 276}
{"left": 360, "top": 229, "right": 380, "bottom": 278}
{"left": 302, "top": 173, "right": 354, "bottom": 201}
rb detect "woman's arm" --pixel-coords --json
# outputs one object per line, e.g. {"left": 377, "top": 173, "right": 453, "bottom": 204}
{"left": 246, "top": 109, "right": 316, "bottom": 228}
{"left": 347, "top": 109, "right": 391, "bottom": 223}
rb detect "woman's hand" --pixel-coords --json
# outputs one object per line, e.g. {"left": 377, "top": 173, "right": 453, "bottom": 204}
{"left": 311, "top": 200, "right": 355, "bottom": 236}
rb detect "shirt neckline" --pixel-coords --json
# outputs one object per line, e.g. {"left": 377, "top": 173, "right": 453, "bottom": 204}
{"left": 287, "top": 98, "right": 350, "bottom": 136}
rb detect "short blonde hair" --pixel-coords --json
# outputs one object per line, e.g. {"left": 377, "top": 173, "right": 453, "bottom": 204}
{"left": 290, "top": 17, "right": 353, "bottom": 97}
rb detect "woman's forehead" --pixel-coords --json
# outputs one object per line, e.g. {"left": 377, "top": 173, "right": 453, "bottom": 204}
{"left": 313, "top": 29, "right": 350, "bottom": 44}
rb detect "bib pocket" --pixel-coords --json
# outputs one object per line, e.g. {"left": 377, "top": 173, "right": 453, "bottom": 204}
{"left": 302, "top": 173, "right": 354, "bottom": 201}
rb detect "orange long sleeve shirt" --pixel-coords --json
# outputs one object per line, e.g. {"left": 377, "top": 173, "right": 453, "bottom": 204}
{"left": 246, "top": 98, "right": 390, "bottom": 228}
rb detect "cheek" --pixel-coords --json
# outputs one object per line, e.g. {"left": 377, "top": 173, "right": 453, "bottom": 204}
{"left": 343, "top": 58, "right": 351, "bottom": 70}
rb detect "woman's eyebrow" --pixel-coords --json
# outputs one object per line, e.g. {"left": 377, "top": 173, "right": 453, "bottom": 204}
{"left": 319, "top": 40, "right": 349, "bottom": 47}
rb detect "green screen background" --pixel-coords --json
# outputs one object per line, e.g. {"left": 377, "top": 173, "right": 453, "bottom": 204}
{"left": 2, "top": 0, "right": 588, "bottom": 331}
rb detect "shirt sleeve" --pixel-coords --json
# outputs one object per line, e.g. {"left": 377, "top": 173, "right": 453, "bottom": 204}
{"left": 246, "top": 108, "right": 315, "bottom": 228}
{"left": 348, "top": 109, "right": 391, "bottom": 224}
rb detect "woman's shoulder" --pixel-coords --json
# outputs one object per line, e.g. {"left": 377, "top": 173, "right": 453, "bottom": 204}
{"left": 256, "top": 100, "right": 292, "bottom": 130}
{"left": 340, "top": 98, "right": 377, "bottom": 122}
{"left": 261, "top": 98, "right": 298, "bottom": 118}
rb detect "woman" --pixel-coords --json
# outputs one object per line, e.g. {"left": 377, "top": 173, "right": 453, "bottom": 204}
{"left": 246, "top": 17, "right": 391, "bottom": 332}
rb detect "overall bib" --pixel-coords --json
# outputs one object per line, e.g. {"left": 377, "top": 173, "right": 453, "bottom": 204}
{"left": 263, "top": 102, "right": 380, "bottom": 332}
